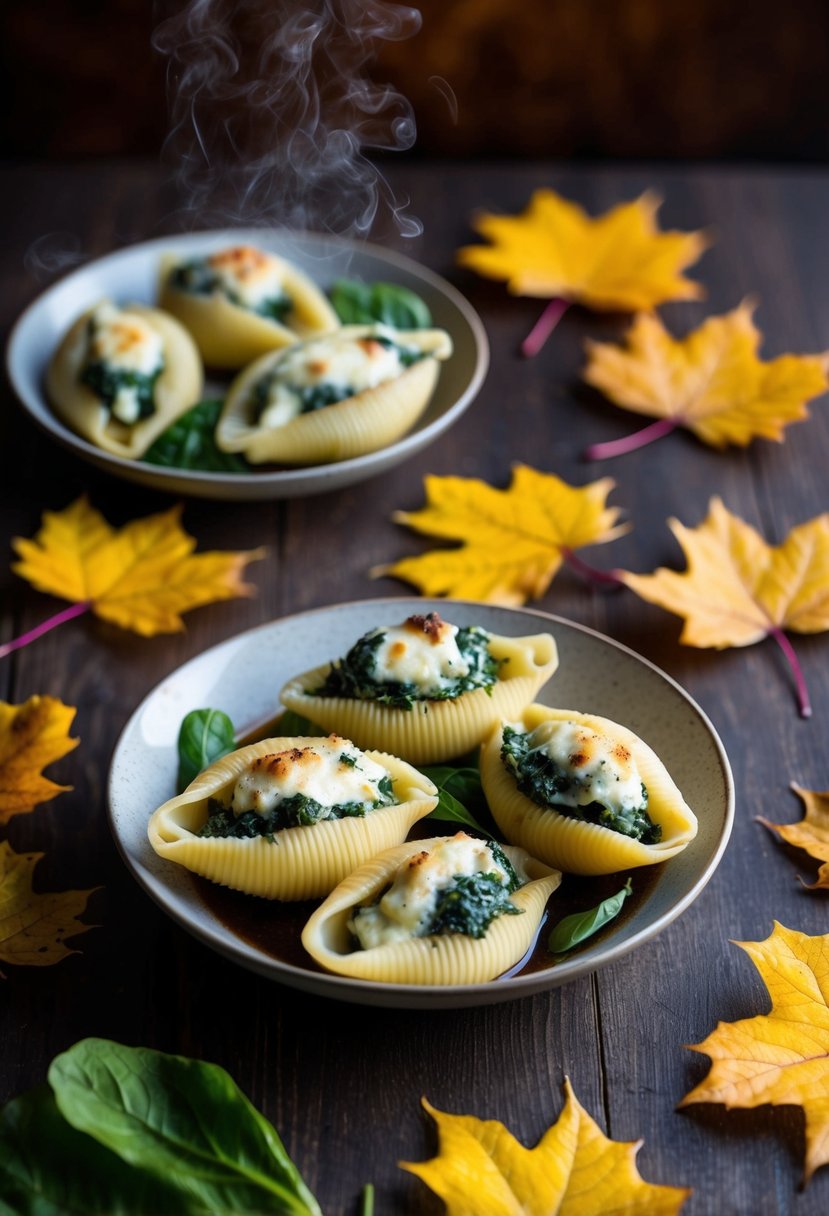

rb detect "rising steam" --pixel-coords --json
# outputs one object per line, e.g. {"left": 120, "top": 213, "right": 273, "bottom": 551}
{"left": 153, "top": 0, "right": 423, "bottom": 237}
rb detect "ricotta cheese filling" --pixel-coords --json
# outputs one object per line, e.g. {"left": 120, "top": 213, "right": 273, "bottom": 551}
{"left": 204, "top": 246, "right": 288, "bottom": 310}
{"left": 229, "top": 735, "right": 392, "bottom": 818}
{"left": 519, "top": 720, "right": 644, "bottom": 814}
{"left": 84, "top": 302, "right": 164, "bottom": 425}
{"left": 367, "top": 617, "right": 470, "bottom": 694}
{"left": 255, "top": 326, "right": 419, "bottom": 429}
{"left": 349, "top": 833, "right": 523, "bottom": 949}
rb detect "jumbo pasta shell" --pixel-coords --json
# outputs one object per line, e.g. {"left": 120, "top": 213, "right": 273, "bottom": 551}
{"left": 158, "top": 252, "right": 341, "bottom": 368}
{"left": 147, "top": 736, "right": 437, "bottom": 899}
{"left": 46, "top": 302, "right": 203, "bottom": 459}
{"left": 280, "top": 632, "right": 559, "bottom": 765}
{"left": 301, "top": 837, "right": 561, "bottom": 984}
{"left": 480, "top": 705, "right": 698, "bottom": 875}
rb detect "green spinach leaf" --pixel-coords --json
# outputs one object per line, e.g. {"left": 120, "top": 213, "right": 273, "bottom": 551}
{"left": 0, "top": 1041, "right": 321, "bottom": 1216}
{"left": 277, "top": 709, "right": 328, "bottom": 737}
{"left": 176, "top": 707, "right": 236, "bottom": 792}
{"left": 329, "top": 279, "right": 432, "bottom": 329}
{"left": 547, "top": 878, "right": 633, "bottom": 954}
{"left": 421, "top": 765, "right": 490, "bottom": 833}
{"left": 142, "top": 399, "right": 250, "bottom": 473}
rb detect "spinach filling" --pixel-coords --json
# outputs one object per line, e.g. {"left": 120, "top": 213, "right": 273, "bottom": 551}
{"left": 422, "top": 842, "right": 523, "bottom": 939}
{"left": 169, "top": 258, "right": 292, "bottom": 322}
{"left": 314, "top": 624, "right": 501, "bottom": 711}
{"left": 500, "top": 726, "right": 661, "bottom": 844}
{"left": 252, "top": 335, "right": 425, "bottom": 424}
{"left": 81, "top": 359, "right": 162, "bottom": 422}
{"left": 198, "top": 772, "right": 396, "bottom": 841}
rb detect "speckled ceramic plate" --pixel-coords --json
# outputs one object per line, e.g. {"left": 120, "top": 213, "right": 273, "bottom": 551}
{"left": 108, "top": 599, "right": 734, "bottom": 1009}
{"left": 6, "top": 231, "right": 488, "bottom": 500}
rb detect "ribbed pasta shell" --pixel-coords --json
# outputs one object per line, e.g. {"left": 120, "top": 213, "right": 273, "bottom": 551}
{"left": 480, "top": 705, "right": 698, "bottom": 875}
{"left": 158, "top": 252, "right": 341, "bottom": 368}
{"left": 301, "top": 837, "right": 561, "bottom": 983}
{"left": 147, "top": 737, "right": 437, "bottom": 900}
{"left": 280, "top": 632, "right": 559, "bottom": 765}
{"left": 215, "top": 327, "right": 453, "bottom": 465}
{"left": 46, "top": 301, "right": 203, "bottom": 458}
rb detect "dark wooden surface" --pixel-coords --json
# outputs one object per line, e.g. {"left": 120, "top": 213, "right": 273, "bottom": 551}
{"left": 2, "top": 161, "right": 829, "bottom": 1215}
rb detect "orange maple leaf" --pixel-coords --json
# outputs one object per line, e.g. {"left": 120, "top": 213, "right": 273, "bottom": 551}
{"left": 402, "top": 1080, "right": 690, "bottom": 1214}
{"left": 681, "top": 923, "right": 829, "bottom": 1185}
{"left": 6, "top": 497, "right": 264, "bottom": 644}
{"left": 0, "top": 840, "right": 97, "bottom": 972}
{"left": 375, "top": 465, "right": 627, "bottom": 605}
{"left": 621, "top": 497, "right": 829, "bottom": 717}
{"left": 759, "top": 785, "right": 829, "bottom": 890}
{"left": 584, "top": 302, "right": 829, "bottom": 460}
{"left": 458, "top": 189, "right": 707, "bottom": 355}
{"left": 0, "top": 696, "right": 78, "bottom": 824}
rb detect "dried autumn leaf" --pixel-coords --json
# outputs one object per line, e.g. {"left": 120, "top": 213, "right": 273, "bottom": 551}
{"left": 402, "top": 1080, "right": 690, "bottom": 1215}
{"left": 375, "top": 466, "right": 627, "bottom": 605}
{"left": 621, "top": 497, "right": 829, "bottom": 717}
{"left": 9, "top": 497, "right": 264, "bottom": 639}
{"left": 457, "top": 189, "right": 707, "bottom": 355}
{"left": 0, "top": 696, "right": 78, "bottom": 824}
{"left": 759, "top": 785, "right": 829, "bottom": 890}
{"left": 0, "top": 840, "right": 97, "bottom": 971}
{"left": 681, "top": 922, "right": 829, "bottom": 1185}
{"left": 584, "top": 302, "right": 829, "bottom": 460}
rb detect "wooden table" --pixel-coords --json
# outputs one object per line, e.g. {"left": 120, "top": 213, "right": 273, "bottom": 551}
{"left": 2, "top": 161, "right": 829, "bottom": 1215}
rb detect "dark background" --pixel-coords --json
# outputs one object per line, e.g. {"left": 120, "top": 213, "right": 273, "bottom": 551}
{"left": 3, "top": 0, "right": 829, "bottom": 163}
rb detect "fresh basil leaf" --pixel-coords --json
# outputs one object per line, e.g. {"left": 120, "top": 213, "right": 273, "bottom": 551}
{"left": 0, "top": 1085, "right": 206, "bottom": 1216}
{"left": 421, "top": 765, "right": 490, "bottom": 833}
{"left": 547, "top": 878, "right": 633, "bottom": 954}
{"left": 49, "top": 1039, "right": 322, "bottom": 1216}
{"left": 176, "top": 707, "right": 236, "bottom": 792}
{"left": 329, "top": 279, "right": 432, "bottom": 329}
{"left": 277, "top": 709, "right": 328, "bottom": 737}
{"left": 142, "top": 399, "right": 250, "bottom": 473}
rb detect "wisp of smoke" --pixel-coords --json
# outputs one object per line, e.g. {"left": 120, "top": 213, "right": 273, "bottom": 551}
{"left": 153, "top": 0, "right": 423, "bottom": 237}
{"left": 24, "top": 232, "right": 86, "bottom": 282}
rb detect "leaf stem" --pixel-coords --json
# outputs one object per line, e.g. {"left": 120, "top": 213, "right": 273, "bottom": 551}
{"left": 521, "top": 297, "right": 569, "bottom": 357}
{"left": 359, "top": 1184, "right": 375, "bottom": 1216}
{"left": 561, "top": 547, "right": 625, "bottom": 589}
{"left": 0, "top": 602, "right": 91, "bottom": 660}
{"left": 584, "top": 417, "right": 679, "bottom": 461}
{"left": 769, "top": 627, "right": 812, "bottom": 718}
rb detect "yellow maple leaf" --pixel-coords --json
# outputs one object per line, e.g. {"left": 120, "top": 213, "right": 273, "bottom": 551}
{"left": 401, "top": 1080, "right": 690, "bottom": 1215}
{"left": 621, "top": 497, "right": 829, "bottom": 716}
{"left": 759, "top": 785, "right": 829, "bottom": 890}
{"left": 681, "top": 923, "right": 829, "bottom": 1185}
{"left": 584, "top": 302, "right": 829, "bottom": 459}
{"left": 458, "top": 189, "right": 707, "bottom": 312}
{"left": 9, "top": 497, "right": 264, "bottom": 638}
{"left": 0, "top": 696, "right": 78, "bottom": 824}
{"left": 0, "top": 840, "right": 97, "bottom": 971}
{"left": 375, "top": 466, "right": 627, "bottom": 605}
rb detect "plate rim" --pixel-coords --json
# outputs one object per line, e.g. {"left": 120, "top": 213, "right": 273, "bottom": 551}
{"left": 107, "top": 597, "right": 735, "bottom": 1008}
{"left": 6, "top": 229, "right": 490, "bottom": 496}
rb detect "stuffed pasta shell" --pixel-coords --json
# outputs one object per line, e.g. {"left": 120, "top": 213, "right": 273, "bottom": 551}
{"left": 147, "top": 734, "right": 437, "bottom": 899}
{"left": 480, "top": 705, "right": 698, "bottom": 875}
{"left": 46, "top": 300, "right": 203, "bottom": 458}
{"left": 280, "top": 612, "right": 559, "bottom": 764}
{"left": 302, "top": 832, "right": 561, "bottom": 984}
{"left": 214, "top": 324, "right": 452, "bottom": 465}
{"left": 159, "top": 244, "right": 340, "bottom": 368}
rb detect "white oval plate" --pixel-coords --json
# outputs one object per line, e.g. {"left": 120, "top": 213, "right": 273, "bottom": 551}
{"left": 7, "top": 231, "right": 488, "bottom": 501}
{"left": 108, "top": 598, "right": 734, "bottom": 1009}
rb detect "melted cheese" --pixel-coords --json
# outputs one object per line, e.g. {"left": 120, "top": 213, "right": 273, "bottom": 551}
{"left": 207, "top": 245, "right": 287, "bottom": 309}
{"left": 88, "top": 303, "right": 164, "bottom": 375}
{"left": 257, "top": 328, "right": 409, "bottom": 428}
{"left": 369, "top": 616, "right": 470, "bottom": 693}
{"left": 350, "top": 833, "right": 517, "bottom": 949}
{"left": 230, "top": 735, "right": 390, "bottom": 817}
{"left": 524, "top": 720, "right": 644, "bottom": 812}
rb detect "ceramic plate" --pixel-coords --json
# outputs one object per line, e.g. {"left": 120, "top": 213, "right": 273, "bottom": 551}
{"left": 108, "top": 599, "right": 734, "bottom": 1010}
{"left": 6, "top": 231, "right": 488, "bottom": 501}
